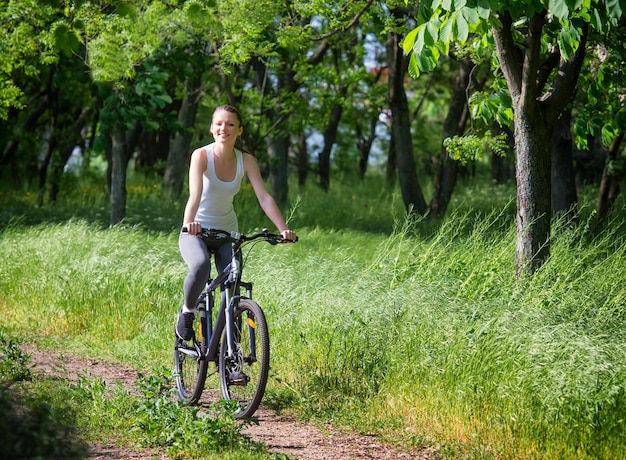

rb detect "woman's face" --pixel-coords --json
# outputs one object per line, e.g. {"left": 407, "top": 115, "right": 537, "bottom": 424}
{"left": 211, "top": 109, "right": 243, "bottom": 144}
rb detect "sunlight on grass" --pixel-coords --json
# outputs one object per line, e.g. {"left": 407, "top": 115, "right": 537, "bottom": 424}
{"left": 2, "top": 173, "right": 626, "bottom": 459}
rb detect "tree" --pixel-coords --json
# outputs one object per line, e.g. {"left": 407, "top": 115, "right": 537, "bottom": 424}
{"left": 0, "top": 0, "right": 95, "bottom": 199}
{"left": 387, "top": 6, "right": 428, "bottom": 215}
{"left": 161, "top": 2, "right": 222, "bottom": 199}
{"left": 81, "top": 1, "right": 175, "bottom": 225}
{"left": 551, "top": 107, "right": 578, "bottom": 221}
{"left": 430, "top": 55, "right": 474, "bottom": 218}
{"left": 571, "top": 29, "right": 626, "bottom": 219}
{"left": 403, "top": 0, "right": 624, "bottom": 277}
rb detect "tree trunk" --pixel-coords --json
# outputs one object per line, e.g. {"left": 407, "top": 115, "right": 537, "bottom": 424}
{"left": 297, "top": 132, "right": 308, "bottom": 187}
{"left": 430, "top": 57, "right": 472, "bottom": 218}
{"left": 491, "top": 124, "right": 514, "bottom": 184}
{"left": 513, "top": 109, "right": 552, "bottom": 277}
{"left": 386, "top": 25, "right": 427, "bottom": 215}
{"left": 267, "top": 136, "right": 289, "bottom": 205}
{"left": 386, "top": 134, "right": 396, "bottom": 185}
{"left": 109, "top": 121, "right": 141, "bottom": 226}
{"left": 551, "top": 107, "right": 578, "bottom": 221}
{"left": 319, "top": 102, "right": 344, "bottom": 191}
{"left": 356, "top": 115, "right": 377, "bottom": 181}
{"left": 49, "top": 105, "right": 92, "bottom": 203}
{"left": 596, "top": 131, "right": 624, "bottom": 219}
{"left": 110, "top": 124, "right": 128, "bottom": 226}
{"left": 248, "top": 57, "right": 293, "bottom": 204}
{"left": 493, "top": 12, "right": 587, "bottom": 277}
{"left": 164, "top": 77, "right": 201, "bottom": 199}
{"left": 136, "top": 129, "right": 171, "bottom": 171}
{"left": 38, "top": 125, "right": 56, "bottom": 208}
{"left": 1, "top": 99, "right": 47, "bottom": 184}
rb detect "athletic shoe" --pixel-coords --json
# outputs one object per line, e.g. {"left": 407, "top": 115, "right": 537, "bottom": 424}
{"left": 176, "top": 310, "right": 195, "bottom": 341}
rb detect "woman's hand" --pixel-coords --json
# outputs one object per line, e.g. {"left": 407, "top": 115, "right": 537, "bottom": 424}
{"left": 185, "top": 222, "right": 202, "bottom": 235}
{"left": 281, "top": 229, "right": 297, "bottom": 243}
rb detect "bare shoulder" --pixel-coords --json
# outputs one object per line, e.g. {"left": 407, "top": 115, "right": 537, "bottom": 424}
{"left": 242, "top": 151, "right": 257, "bottom": 163}
{"left": 191, "top": 146, "right": 208, "bottom": 167}
{"left": 242, "top": 152, "right": 260, "bottom": 172}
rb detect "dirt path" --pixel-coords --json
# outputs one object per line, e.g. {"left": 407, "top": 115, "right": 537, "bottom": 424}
{"left": 27, "top": 345, "right": 437, "bottom": 459}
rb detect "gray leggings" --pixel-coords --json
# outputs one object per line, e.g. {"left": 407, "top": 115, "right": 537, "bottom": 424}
{"left": 179, "top": 232, "right": 233, "bottom": 309}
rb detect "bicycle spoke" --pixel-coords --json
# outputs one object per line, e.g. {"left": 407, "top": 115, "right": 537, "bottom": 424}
{"left": 219, "top": 299, "right": 269, "bottom": 418}
{"left": 174, "top": 313, "right": 208, "bottom": 405}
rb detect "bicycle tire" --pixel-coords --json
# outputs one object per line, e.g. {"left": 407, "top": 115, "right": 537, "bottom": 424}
{"left": 174, "top": 311, "right": 208, "bottom": 405}
{"left": 219, "top": 299, "right": 270, "bottom": 418}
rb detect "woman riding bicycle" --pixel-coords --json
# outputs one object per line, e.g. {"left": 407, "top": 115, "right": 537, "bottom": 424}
{"left": 177, "top": 104, "right": 297, "bottom": 341}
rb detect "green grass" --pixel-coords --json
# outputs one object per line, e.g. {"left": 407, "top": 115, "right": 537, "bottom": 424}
{"left": 1, "top": 168, "right": 626, "bottom": 459}
{"left": 0, "top": 332, "right": 274, "bottom": 459}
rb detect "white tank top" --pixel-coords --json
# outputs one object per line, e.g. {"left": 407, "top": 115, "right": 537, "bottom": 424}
{"left": 195, "top": 144, "right": 245, "bottom": 232}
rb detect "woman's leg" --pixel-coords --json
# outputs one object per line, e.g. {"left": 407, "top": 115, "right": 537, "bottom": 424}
{"left": 213, "top": 240, "right": 234, "bottom": 308}
{"left": 179, "top": 232, "right": 211, "bottom": 310}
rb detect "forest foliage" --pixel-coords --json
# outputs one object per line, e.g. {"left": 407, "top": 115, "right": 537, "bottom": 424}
{"left": 1, "top": 0, "right": 625, "bottom": 270}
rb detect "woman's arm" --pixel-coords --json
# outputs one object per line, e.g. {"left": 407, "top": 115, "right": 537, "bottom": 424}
{"left": 182, "top": 148, "right": 207, "bottom": 235}
{"left": 244, "top": 153, "right": 296, "bottom": 240}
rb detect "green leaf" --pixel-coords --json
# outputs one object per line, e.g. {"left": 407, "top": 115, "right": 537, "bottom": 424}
{"left": 156, "top": 94, "right": 172, "bottom": 105}
{"left": 438, "top": 16, "right": 454, "bottom": 54}
{"left": 565, "top": 0, "right": 584, "bottom": 9}
{"left": 185, "top": 0, "right": 205, "bottom": 17}
{"left": 477, "top": 0, "right": 492, "bottom": 19}
{"left": 116, "top": 1, "right": 137, "bottom": 18}
{"left": 587, "top": 114, "right": 604, "bottom": 136}
{"left": 407, "top": 53, "right": 421, "bottom": 78}
{"left": 52, "top": 22, "right": 80, "bottom": 57}
{"left": 496, "top": 105, "right": 514, "bottom": 127}
{"left": 461, "top": 6, "right": 479, "bottom": 25}
{"left": 426, "top": 21, "right": 439, "bottom": 45}
{"left": 605, "top": 0, "right": 623, "bottom": 20}
{"left": 590, "top": 8, "right": 603, "bottom": 30}
{"left": 549, "top": 0, "right": 570, "bottom": 20}
{"left": 402, "top": 27, "right": 419, "bottom": 55}
{"left": 453, "top": 10, "right": 469, "bottom": 42}
{"left": 601, "top": 122, "right": 617, "bottom": 147}
{"left": 558, "top": 21, "right": 580, "bottom": 60}
{"left": 144, "top": 120, "right": 160, "bottom": 131}
{"left": 414, "top": 25, "right": 427, "bottom": 55}
{"left": 416, "top": 46, "right": 440, "bottom": 72}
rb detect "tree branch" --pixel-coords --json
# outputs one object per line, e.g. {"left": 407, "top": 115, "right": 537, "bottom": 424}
{"left": 520, "top": 12, "right": 545, "bottom": 109}
{"left": 314, "top": 0, "right": 374, "bottom": 40}
{"left": 540, "top": 21, "right": 589, "bottom": 122}
{"left": 492, "top": 12, "right": 524, "bottom": 100}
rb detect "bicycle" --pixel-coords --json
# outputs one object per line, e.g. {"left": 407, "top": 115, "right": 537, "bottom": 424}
{"left": 173, "top": 227, "right": 296, "bottom": 418}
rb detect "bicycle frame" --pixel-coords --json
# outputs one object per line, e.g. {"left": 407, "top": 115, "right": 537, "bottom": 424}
{"left": 189, "top": 235, "right": 255, "bottom": 365}
{"left": 201, "top": 273, "right": 253, "bottom": 364}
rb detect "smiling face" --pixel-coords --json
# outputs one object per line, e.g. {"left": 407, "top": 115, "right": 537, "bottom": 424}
{"left": 210, "top": 108, "right": 243, "bottom": 144}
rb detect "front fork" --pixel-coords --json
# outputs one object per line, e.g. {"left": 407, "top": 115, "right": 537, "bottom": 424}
{"left": 223, "top": 282, "right": 255, "bottom": 362}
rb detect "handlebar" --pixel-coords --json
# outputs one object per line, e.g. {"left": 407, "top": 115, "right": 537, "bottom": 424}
{"left": 181, "top": 227, "right": 298, "bottom": 246}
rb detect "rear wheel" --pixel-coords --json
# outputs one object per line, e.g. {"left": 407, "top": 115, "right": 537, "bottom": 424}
{"left": 219, "top": 299, "right": 269, "bottom": 418}
{"left": 174, "top": 310, "right": 208, "bottom": 404}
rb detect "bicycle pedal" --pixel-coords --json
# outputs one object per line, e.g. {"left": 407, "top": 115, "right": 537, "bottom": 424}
{"left": 229, "top": 371, "right": 249, "bottom": 386}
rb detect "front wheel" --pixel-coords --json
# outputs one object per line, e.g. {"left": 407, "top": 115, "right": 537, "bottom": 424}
{"left": 219, "top": 299, "right": 270, "bottom": 418}
{"left": 174, "top": 310, "right": 208, "bottom": 405}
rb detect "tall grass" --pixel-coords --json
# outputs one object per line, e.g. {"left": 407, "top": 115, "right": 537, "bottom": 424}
{"left": 1, "top": 169, "right": 626, "bottom": 458}
{"left": 246, "top": 194, "right": 626, "bottom": 458}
